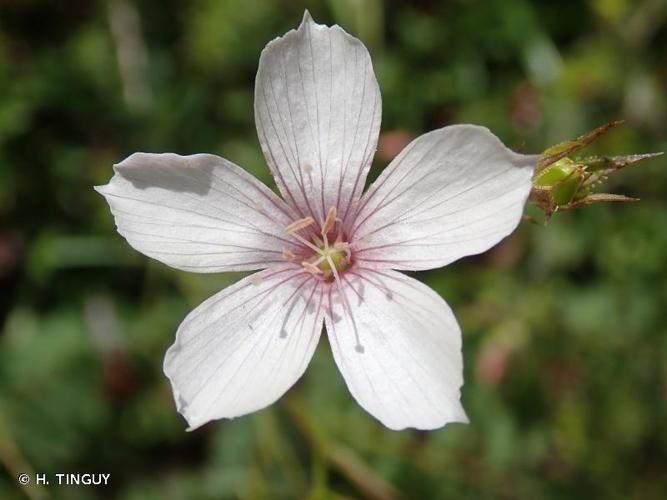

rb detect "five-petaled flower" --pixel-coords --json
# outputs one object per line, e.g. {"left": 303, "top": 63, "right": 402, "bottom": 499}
{"left": 96, "top": 12, "right": 536, "bottom": 431}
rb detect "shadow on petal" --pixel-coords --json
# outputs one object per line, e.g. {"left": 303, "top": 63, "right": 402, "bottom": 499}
{"left": 115, "top": 152, "right": 217, "bottom": 196}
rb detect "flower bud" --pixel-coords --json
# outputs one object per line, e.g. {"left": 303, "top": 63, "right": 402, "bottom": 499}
{"left": 529, "top": 121, "right": 662, "bottom": 220}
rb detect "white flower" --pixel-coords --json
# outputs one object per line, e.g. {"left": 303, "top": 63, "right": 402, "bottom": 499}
{"left": 96, "top": 11, "right": 536, "bottom": 431}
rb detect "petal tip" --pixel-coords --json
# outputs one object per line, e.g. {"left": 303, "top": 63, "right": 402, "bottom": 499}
{"left": 455, "top": 406, "right": 470, "bottom": 425}
{"left": 299, "top": 9, "right": 327, "bottom": 32}
{"left": 112, "top": 152, "right": 144, "bottom": 172}
{"left": 301, "top": 9, "right": 314, "bottom": 26}
{"left": 184, "top": 421, "right": 203, "bottom": 433}
{"left": 170, "top": 385, "right": 207, "bottom": 432}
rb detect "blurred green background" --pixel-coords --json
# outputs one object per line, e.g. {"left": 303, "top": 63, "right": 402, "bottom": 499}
{"left": 1, "top": 0, "right": 666, "bottom": 498}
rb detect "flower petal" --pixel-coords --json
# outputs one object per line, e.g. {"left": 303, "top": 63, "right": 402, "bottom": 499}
{"left": 164, "top": 265, "right": 325, "bottom": 430}
{"left": 351, "top": 125, "right": 536, "bottom": 270}
{"left": 254, "top": 11, "right": 381, "bottom": 222}
{"left": 325, "top": 268, "right": 468, "bottom": 430}
{"left": 96, "top": 153, "right": 298, "bottom": 272}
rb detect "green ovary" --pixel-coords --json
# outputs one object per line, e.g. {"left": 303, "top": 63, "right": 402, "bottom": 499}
{"left": 318, "top": 247, "right": 349, "bottom": 273}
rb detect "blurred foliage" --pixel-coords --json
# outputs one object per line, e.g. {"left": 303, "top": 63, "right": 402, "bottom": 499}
{"left": 1, "top": 0, "right": 666, "bottom": 499}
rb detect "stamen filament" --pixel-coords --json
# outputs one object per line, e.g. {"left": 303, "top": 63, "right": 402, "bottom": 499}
{"left": 284, "top": 205, "right": 352, "bottom": 283}
{"left": 289, "top": 231, "right": 322, "bottom": 254}
{"left": 326, "top": 255, "right": 340, "bottom": 282}
{"left": 311, "top": 255, "right": 326, "bottom": 266}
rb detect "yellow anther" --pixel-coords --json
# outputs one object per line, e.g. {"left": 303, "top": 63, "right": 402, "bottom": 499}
{"left": 333, "top": 241, "right": 349, "bottom": 251}
{"left": 282, "top": 248, "right": 296, "bottom": 261}
{"left": 321, "top": 206, "right": 337, "bottom": 236}
{"left": 301, "top": 261, "right": 323, "bottom": 274}
{"left": 284, "top": 216, "right": 315, "bottom": 234}
{"left": 283, "top": 206, "right": 351, "bottom": 281}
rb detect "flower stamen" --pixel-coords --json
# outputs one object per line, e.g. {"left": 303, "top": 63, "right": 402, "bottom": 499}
{"left": 289, "top": 231, "right": 322, "bottom": 254}
{"left": 302, "top": 261, "right": 323, "bottom": 274}
{"left": 283, "top": 216, "right": 320, "bottom": 253}
{"left": 284, "top": 206, "right": 352, "bottom": 279}
{"left": 282, "top": 247, "right": 296, "bottom": 261}
{"left": 284, "top": 216, "right": 315, "bottom": 234}
{"left": 333, "top": 241, "right": 349, "bottom": 251}
{"left": 321, "top": 206, "right": 337, "bottom": 236}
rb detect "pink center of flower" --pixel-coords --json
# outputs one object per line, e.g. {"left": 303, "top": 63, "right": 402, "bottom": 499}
{"left": 283, "top": 206, "right": 353, "bottom": 283}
